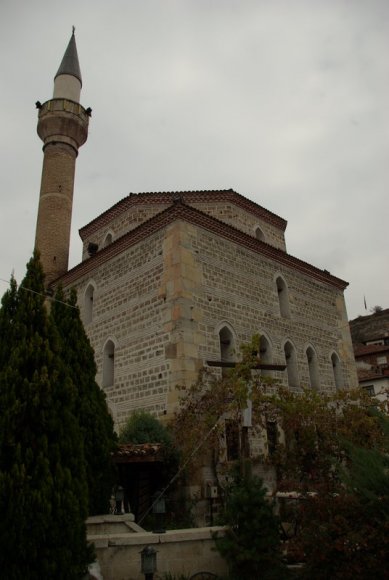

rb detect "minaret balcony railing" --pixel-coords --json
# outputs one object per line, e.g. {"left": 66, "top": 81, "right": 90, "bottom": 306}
{"left": 37, "top": 98, "right": 89, "bottom": 151}
{"left": 38, "top": 98, "right": 90, "bottom": 124}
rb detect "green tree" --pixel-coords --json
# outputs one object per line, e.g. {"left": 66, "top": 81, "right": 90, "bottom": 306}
{"left": 51, "top": 287, "right": 117, "bottom": 516}
{"left": 172, "top": 335, "right": 389, "bottom": 575}
{"left": 214, "top": 472, "right": 288, "bottom": 580}
{"left": 298, "top": 490, "right": 389, "bottom": 579}
{"left": 298, "top": 412, "right": 389, "bottom": 579}
{"left": 119, "top": 409, "right": 173, "bottom": 446}
{"left": 120, "top": 410, "right": 179, "bottom": 485}
{"left": 343, "top": 438, "right": 389, "bottom": 518}
{"left": 0, "top": 276, "right": 18, "bottom": 369}
{"left": 171, "top": 335, "right": 267, "bottom": 479}
{"left": 265, "top": 392, "right": 389, "bottom": 576}
{"left": 0, "top": 252, "right": 92, "bottom": 579}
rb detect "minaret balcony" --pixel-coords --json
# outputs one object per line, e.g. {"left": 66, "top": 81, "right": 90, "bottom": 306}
{"left": 37, "top": 98, "right": 89, "bottom": 151}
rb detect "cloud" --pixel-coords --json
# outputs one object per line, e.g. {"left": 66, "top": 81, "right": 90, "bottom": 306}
{"left": 0, "top": 0, "right": 388, "bottom": 319}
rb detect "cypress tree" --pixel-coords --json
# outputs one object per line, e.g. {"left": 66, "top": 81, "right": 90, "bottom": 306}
{"left": 214, "top": 472, "right": 288, "bottom": 580}
{"left": 0, "top": 253, "right": 92, "bottom": 579}
{"left": 0, "top": 276, "right": 18, "bottom": 369}
{"left": 51, "top": 287, "right": 117, "bottom": 515}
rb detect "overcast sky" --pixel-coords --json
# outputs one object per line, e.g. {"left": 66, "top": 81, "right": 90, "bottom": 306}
{"left": 1, "top": 0, "right": 388, "bottom": 321}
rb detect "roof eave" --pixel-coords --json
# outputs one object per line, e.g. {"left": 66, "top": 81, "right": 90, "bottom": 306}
{"left": 55, "top": 201, "right": 348, "bottom": 291}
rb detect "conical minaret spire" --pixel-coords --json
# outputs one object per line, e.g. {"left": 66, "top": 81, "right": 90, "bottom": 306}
{"left": 35, "top": 29, "right": 90, "bottom": 285}
{"left": 53, "top": 26, "right": 82, "bottom": 102}
{"left": 55, "top": 26, "right": 82, "bottom": 84}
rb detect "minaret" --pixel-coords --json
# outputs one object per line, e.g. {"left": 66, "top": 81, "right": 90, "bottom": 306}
{"left": 35, "top": 28, "right": 90, "bottom": 285}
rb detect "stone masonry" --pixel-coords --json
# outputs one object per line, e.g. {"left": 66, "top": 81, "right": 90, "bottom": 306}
{"left": 57, "top": 191, "right": 358, "bottom": 431}
{"left": 35, "top": 32, "right": 89, "bottom": 284}
{"left": 34, "top": 33, "right": 358, "bottom": 436}
{"left": 34, "top": 34, "right": 359, "bottom": 523}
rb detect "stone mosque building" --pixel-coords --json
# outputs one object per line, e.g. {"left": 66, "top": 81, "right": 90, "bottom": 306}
{"left": 35, "top": 32, "right": 358, "bottom": 430}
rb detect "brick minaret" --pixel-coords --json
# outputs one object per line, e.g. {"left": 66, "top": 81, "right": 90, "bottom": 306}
{"left": 35, "top": 29, "right": 90, "bottom": 284}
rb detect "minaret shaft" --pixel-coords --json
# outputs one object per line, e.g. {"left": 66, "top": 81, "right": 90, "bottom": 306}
{"left": 34, "top": 32, "right": 89, "bottom": 285}
{"left": 35, "top": 142, "right": 77, "bottom": 283}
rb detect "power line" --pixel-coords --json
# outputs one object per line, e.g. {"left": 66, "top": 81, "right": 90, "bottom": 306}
{"left": 137, "top": 419, "right": 221, "bottom": 526}
{"left": 0, "top": 277, "right": 77, "bottom": 309}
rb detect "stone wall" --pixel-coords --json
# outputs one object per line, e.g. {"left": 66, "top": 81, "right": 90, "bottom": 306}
{"left": 166, "top": 221, "right": 357, "bottom": 400}
{"left": 81, "top": 203, "right": 168, "bottom": 261}
{"left": 89, "top": 525, "right": 228, "bottom": 580}
{"left": 66, "top": 216, "right": 357, "bottom": 431}
{"left": 188, "top": 200, "right": 286, "bottom": 251}
{"left": 80, "top": 192, "right": 286, "bottom": 261}
{"left": 70, "top": 229, "right": 172, "bottom": 428}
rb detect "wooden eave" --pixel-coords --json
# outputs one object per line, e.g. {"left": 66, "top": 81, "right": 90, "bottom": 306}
{"left": 112, "top": 443, "right": 164, "bottom": 464}
{"left": 79, "top": 188, "right": 287, "bottom": 240}
{"left": 55, "top": 199, "right": 348, "bottom": 291}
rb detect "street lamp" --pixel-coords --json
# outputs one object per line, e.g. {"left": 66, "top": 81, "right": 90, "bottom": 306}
{"left": 140, "top": 545, "right": 157, "bottom": 580}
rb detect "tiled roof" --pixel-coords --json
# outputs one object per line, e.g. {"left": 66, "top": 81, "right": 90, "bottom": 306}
{"left": 112, "top": 443, "right": 163, "bottom": 463}
{"left": 79, "top": 189, "right": 287, "bottom": 239}
{"left": 358, "top": 368, "right": 389, "bottom": 381}
{"left": 354, "top": 344, "right": 389, "bottom": 357}
{"left": 349, "top": 309, "right": 389, "bottom": 344}
{"left": 56, "top": 198, "right": 348, "bottom": 290}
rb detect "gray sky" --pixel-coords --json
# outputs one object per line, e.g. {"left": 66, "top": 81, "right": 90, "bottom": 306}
{"left": 1, "top": 0, "right": 388, "bottom": 321}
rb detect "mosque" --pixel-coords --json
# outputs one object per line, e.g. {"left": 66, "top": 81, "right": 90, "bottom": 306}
{"left": 34, "top": 31, "right": 358, "bottom": 430}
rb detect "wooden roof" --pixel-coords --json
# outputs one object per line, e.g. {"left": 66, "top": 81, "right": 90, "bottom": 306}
{"left": 56, "top": 198, "right": 348, "bottom": 290}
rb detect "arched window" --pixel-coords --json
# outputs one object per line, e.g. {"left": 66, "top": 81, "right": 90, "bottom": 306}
{"left": 276, "top": 276, "right": 290, "bottom": 318}
{"left": 266, "top": 420, "right": 278, "bottom": 456}
{"left": 306, "top": 346, "right": 320, "bottom": 390}
{"left": 284, "top": 341, "right": 299, "bottom": 388}
{"left": 103, "top": 232, "right": 113, "bottom": 248}
{"left": 225, "top": 419, "right": 240, "bottom": 461}
{"left": 103, "top": 340, "right": 115, "bottom": 388}
{"left": 259, "top": 334, "right": 273, "bottom": 377}
{"left": 84, "top": 283, "right": 95, "bottom": 324}
{"left": 331, "top": 352, "right": 344, "bottom": 390}
{"left": 219, "top": 325, "right": 235, "bottom": 377}
{"left": 254, "top": 226, "right": 265, "bottom": 242}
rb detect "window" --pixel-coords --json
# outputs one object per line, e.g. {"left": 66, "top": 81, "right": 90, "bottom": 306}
{"left": 284, "top": 341, "right": 299, "bottom": 388}
{"left": 377, "top": 355, "right": 387, "bottom": 366}
{"left": 266, "top": 420, "right": 278, "bottom": 456}
{"left": 254, "top": 226, "right": 265, "bottom": 242}
{"left": 306, "top": 346, "right": 319, "bottom": 390}
{"left": 259, "top": 334, "right": 272, "bottom": 377}
{"left": 84, "top": 283, "right": 95, "bottom": 324}
{"left": 362, "top": 385, "right": 375, "bottom": 396}
{"left": 103, "top": 232, "right": 113, "bottom": 247}
{"left": 276, "top": 276, "right": 290, "bottom": 318}
{"left": 225, "top": 419, "right": 240, "bottom": 461}
{"left": 331, "top": 352, "right": 343, "bottom": 390}
{"left": 219, "top": 325, "right": 235, "bottom": 377}
{"left": 102, "top": 340, "right": 115, "bottom": 387}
